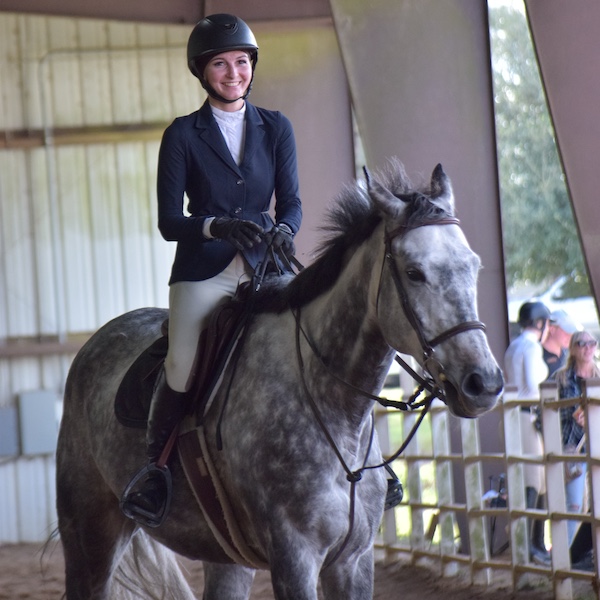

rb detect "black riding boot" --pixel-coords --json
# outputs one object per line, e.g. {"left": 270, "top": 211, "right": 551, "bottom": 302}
{"left": 526, "top": 487, "right": 551, "bottom": 565}
{"left": 121, "top": 369, "right": 189, "bottom": 526}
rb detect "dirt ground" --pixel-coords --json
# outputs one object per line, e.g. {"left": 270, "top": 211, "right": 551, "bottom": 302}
{"left": 0, "top": 541, "right": 569, "bottom": 600}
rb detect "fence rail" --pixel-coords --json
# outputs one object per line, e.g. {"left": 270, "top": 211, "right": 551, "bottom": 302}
{"left": 375, "top": 367, "right": 600, "bottom": 600}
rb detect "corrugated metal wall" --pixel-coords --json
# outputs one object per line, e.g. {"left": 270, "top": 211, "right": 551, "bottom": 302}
{"left": 0, "top": 13, "right": 201, "bottom": 542}
{"left": 0, "top": 11, "right": 356, "bottom": 543}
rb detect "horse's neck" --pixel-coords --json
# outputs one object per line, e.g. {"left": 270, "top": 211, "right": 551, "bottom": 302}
{"left": 300, "top": 236, "right": 392, "bottom": 400}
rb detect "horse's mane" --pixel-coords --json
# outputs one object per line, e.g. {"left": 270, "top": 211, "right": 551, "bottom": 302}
{"left": 253, "top": 159, "right": 452, "bottom": 313}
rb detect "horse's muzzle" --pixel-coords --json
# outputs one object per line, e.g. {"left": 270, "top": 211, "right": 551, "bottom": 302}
{"left": 443, "top": 366, "right": 504, "bottom": 418}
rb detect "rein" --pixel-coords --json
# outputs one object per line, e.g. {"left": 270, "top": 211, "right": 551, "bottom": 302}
{"left": 213, "top": 217, "right": 486, "bottom": 567}
{"left": 292, "top": 211, "right": 487, "bottom": 565}
{"left": 293, "top": 304, "right": 434, "bottom": 480}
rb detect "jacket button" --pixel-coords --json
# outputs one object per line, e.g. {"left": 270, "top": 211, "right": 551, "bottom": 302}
{"left": 236, "top": 179, "right": 244, "bottom": 185}
{"left": 234, "top": 207, "right": 242, "bottom": 214}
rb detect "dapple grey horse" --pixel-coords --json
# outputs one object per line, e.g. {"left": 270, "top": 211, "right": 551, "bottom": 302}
{"left": 56, "top": 160, "right": 503, "bottom": 599}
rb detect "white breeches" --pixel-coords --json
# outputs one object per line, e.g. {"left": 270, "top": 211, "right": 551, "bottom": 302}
{"left": 164, "top": 254, "right": 251, "bottom": 392}
{"left": 520, "top": 410, "right": 546, "bottom": 494}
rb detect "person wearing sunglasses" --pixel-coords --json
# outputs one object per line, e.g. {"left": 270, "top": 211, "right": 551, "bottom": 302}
{"left": 553, "top": 330, "right": 600, "bottom": 555}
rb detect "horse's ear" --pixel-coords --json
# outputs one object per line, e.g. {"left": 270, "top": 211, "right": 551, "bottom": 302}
{"left": 430, "top": 163, "right": 455, "bottom": 212}
{"left": 364, "top": 166, "right": 406, "bottom": 218}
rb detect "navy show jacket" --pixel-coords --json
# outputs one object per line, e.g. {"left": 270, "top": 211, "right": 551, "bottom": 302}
{"left": 157, "top": 100, "right": 302, "bottom": 284}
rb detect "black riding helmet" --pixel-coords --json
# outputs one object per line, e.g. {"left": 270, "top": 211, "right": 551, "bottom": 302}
{"left": 518, "top": 301, "right": 550, "bottom": 329}
{"left": 187, "top": 14, "right": 259, "bottom": 104}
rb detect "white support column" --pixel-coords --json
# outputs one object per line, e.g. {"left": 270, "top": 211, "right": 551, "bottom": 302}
{"left": 396, "top": 358, "right": 427, "bottom": 553}
{"left": 540, "top": 382, "right": 572, "bottom": 600}
{"left": 375, "top": 404, "right": 401, "bottom": 563}
{"left": 404, "top": 408, "right": 425, "bottom": 552}
{"left": 431, "top": 403, "right": 458, "bottom": 576}
{"left": 583, "top": 378, "right": 600, "bottom": 577}
{"left": 502, "top": 386, "right": 529, "bottom": 586}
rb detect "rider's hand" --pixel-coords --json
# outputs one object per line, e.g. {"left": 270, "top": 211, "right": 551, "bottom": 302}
{"left": 210, "top": 218, "right": 263, "bottom": 251}
{"left": 268, "top": 223, "right": 295, "bottom": 256}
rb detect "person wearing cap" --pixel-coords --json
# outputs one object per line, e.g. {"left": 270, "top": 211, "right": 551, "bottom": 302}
{"left": 543, "top": 309, "right": 581, "bottom": 377}
{"left": 121, "top": 14, "right": 302, "bottom": 525}
{"left": 504, "top": 301, "right": 551, "bottom": 565}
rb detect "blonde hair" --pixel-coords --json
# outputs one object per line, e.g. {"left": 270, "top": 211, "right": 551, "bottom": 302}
{"left": 555, "top": 329, "right": 600, "bottom": 386}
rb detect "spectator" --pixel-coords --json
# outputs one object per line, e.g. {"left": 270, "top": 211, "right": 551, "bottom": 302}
{"left": 533, "top": 309, "right": 580, "bottom": 562}
{"left": 553, "top": 330, "right": 600, "bottom": 548}
{"left": 543, "top": 309, "right": 581, "bottom": 377}
{"left": 504, "top": 301, "right": 551, "bottom": 565}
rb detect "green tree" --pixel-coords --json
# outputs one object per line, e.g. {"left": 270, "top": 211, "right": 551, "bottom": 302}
{"left": 489, "top": 5, "right": 587, "bottom": 289}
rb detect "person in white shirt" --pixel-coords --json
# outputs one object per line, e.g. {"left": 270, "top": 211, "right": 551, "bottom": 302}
{"left": 504, "top": 301, "right": 551, "bottom": 565}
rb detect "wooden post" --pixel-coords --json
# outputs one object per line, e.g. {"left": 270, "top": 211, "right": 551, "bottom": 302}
{"left": 461, "top": 417, "right": 491, "bottom": 585}
{"left": 541, "top": 381, "right": 572, "bottom": 600}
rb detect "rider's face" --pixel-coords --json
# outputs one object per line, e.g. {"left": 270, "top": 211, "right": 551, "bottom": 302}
{"left": 204, "top": 50, "right": 252, "bottom": 109}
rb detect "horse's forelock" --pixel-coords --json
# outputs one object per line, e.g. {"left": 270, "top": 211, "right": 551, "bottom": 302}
{"left": 402, "top": 193, "right": 453, "bottom": 228}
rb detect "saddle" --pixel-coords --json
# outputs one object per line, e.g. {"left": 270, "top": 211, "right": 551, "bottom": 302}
{"left": 114, "top": 282, "right": 252, "bottom": 428}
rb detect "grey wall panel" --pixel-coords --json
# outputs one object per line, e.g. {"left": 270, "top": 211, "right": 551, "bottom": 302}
{"left": 330, "top": 0, "right": 509, "bottom": 553}
{"left": 0, "top": 0, "right": 332, "bottom": 24}
{"left": 330, "top": 0, "right": 508, "bottom": 362}
{"left": 525, "top": 0, "right": 600, "bottom": 313}
{"left": 251, "top": 20, "right": 355, "bottom": 264}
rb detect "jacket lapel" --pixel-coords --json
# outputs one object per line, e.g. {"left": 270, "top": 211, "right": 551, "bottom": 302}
{"left": 242, "top": 103, "right": 265, "bottom": 167}
{"left": 195, "top": 102, "right": 242, "bottom": 176}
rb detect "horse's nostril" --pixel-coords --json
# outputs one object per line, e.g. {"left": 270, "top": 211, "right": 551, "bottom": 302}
{"left": 463, "top": 369, "right": 504, "bottom": 399}
{"left": 463, "top": 371, "right": 485, "bottom": 397}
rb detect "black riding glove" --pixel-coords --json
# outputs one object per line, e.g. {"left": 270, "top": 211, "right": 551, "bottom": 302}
{"left": 268, "top": 223, "right": 295, "bottom": 256}
{"left": 210, "top": 217, "right": 263, "bottom": 251}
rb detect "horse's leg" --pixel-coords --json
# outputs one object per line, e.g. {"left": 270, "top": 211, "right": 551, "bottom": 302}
{"left": 57, "top": 444, "right": 135, "bottom": 599}
{"left": 268, "top": 546, "right": 320, "bottom": 600}
{"left": 319, "top": 550, "right": 374, "bottom": 600}
{"left": 201, "top": 562, "right": 256, "bottom": 600}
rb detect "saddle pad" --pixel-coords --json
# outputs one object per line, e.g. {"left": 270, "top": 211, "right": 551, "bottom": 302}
{"left": 114, "top": 335, "right": 167, "bottom": 428}
{"left": 178, "top": 426, "right": 268, "bottom": 570}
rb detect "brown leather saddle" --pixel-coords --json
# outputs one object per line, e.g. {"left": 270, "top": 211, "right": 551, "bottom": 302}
{"left": 114, "top": 282, "right": 252, "bottom": 428}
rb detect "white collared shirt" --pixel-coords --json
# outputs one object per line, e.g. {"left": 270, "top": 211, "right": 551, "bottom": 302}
{"left": 204, "top": 103, "right": 247, "bottom": 238}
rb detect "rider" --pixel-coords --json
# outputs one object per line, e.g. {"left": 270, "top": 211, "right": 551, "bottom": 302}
{"left": 121, "top": 13, "right": 302, "bottom": 525}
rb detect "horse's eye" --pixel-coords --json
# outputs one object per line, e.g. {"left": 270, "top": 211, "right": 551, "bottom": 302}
{"left": 406, "top": 268, "right": 426, "bottom": 283}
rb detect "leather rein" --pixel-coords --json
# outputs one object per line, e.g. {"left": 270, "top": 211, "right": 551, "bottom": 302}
{"left": 292, "top": 213, "right": 486, "bottom": 566}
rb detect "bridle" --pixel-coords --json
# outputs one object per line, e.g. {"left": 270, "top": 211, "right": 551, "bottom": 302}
{"left": 292, "top": 211, "right": 488, "bottom": 566}
{"left": 213, "top": 217, "right": 488, "bottom": 566}
{"left": 381, "top": 218, "right": 486, "bottom": 388}
{"left": 294, "top": 214, "right": 487, "bottom": 472}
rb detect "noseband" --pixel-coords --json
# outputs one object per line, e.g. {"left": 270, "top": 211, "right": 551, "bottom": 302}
{"left": 381, "top": 217, "right": 486, "bottom": 388}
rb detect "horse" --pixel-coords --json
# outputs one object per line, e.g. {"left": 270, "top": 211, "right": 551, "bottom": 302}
{"left": 56, "top": 159, "right": 504, "bottom": 600}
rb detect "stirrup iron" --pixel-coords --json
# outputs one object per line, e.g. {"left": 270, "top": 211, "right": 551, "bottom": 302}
{"left": 120, "top": 462, "right": 173, "bottom": 528}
